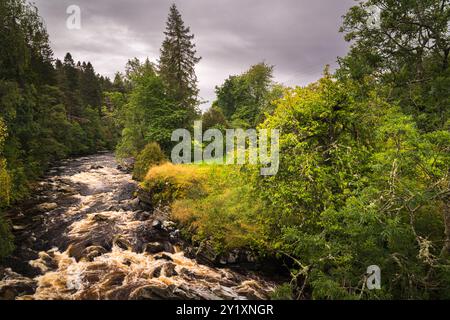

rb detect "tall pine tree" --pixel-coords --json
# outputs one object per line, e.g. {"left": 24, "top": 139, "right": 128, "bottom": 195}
{"left": 159, "top": 4, "right": 201, "bottom": 123}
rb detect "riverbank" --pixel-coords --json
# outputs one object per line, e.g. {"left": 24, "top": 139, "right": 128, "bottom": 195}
{"left": 0, "top": 154, "right": 276, "bottom": 300}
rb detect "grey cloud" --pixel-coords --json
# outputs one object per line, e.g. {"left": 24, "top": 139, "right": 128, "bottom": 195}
{"left": 33, "top": 0, "right": 355, "bottom": 109}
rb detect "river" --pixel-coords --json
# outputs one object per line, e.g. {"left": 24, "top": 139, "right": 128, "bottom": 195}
{"left": 0, "top": 153, "right": 274, "bottom": 300}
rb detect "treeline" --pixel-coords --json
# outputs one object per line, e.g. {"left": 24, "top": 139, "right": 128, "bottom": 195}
{"left": 136, "top": 0, "right": 450, "bottom": 300}
{"left": 0, "top": 0, "right": 120, "bottom": 257}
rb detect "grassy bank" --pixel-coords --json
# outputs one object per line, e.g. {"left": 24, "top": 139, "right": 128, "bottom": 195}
{"left": 140, "top": 163, "right": 267, "bottom": 254}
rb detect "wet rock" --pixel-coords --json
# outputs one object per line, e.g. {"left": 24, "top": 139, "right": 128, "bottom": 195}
{"left": 144, "top": 242, "right": 166, "bottom": 254}
{"left": 107, "top": 205, "right": 120, "bottom": 211}
{"left": 130, "top": 284, "right": 189, "bottom": 300}
{"left": 154, "top": 253, "right": 173, "bottom": 262}
{"left": 136, "top": 188, "right": 154, "bottom": 210}
{"left": 245, "top": 251, "right": 258, "bottom": 263}
{"left": 129, "top": 198, "right": 141, "bottom": 210}
{"left": 162, "top": 263, "right": 178, "bottom": 277}
{"left": 169, "top": 230, "right": 181, "bottom": 242}
{"left": 12, "top": 225, "right": 27, "bottom": 231}
{"left": 57, "top": 185, "right": 77, "bottom": 194}
{"left": 179, "top": 268, "right": 196, "bottom": 279}
{"left": 81, "top": 246, "right": 108, "bottom": 262}
{"left": 195, "top": 242, "right": 218, "bottom": 265}
{"left": 114, "top": 183, "right": 137, "bottom": 202}
{"left": 152, "top": 220, "right": 162, "bottom": 230}
{"left": 162, "top": 221, "right": 176, "bottom": 232}
{"left": 150, "top": 265, "right": 162, "bottom": 278}
{"left": 0, "top": 269, "right": 36, "bottom": 300}
{"left": 35, "top": 202, "right": 58, "bottom": 213}
{"left": 40, "top": 251, "right": 57, "bottom": 269}
{"left": 218, "top": 249, "right": 259, "bottom": 267}
{"left": 116, "top": 158, "right": 135, "bottom": 173}
{"left": 133, "top": 210, "right": 151, "bottom": 222}
{"left": 67, "top": 244, "right": 85, "bottom": 261}
{"left": 113, "top": 236, "right": 132, "bottom": 251}
{"left": 92, "top": 214, "right": 110, "bottom": 222}
{"left": 144, "top": 242, "right": 174, "bottom": 254}
{"left": 219, "top": 250, "right": 240, "bottom": 265}
{"left": 121, "top": 197, "right": 147, "bottom": 212}
{"left": 101, "top": 271, "right": 126, "bottom": 287}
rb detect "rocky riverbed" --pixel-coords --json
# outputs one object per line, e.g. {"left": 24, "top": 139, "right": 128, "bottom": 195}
{"left": 0, "top": 153, "right": 275, "bottom": 300}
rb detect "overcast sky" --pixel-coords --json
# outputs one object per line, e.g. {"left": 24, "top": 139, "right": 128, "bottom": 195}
{"left": 32, "top": 0, "right": 355, "bottom": 110}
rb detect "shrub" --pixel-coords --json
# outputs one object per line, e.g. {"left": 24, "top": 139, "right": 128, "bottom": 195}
{"left": 270, "top": 283, "right": 294, "bottom": 300}
{"left": 139, "top": 163, "right": 210, "bottom": 207}
{"left": 132, "top": 142, "right": 167, "bottom": 181}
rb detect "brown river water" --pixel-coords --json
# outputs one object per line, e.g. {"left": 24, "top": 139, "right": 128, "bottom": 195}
{"left": 0, "top": 153, "right": 275, "bottom": 300}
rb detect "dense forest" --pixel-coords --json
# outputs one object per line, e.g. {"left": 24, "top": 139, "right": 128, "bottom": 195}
{"left": 1, "top": 0, "right": 449, "bottom": 300}
{"left": 0, "top": 0, "right": 121, "bottom": 256}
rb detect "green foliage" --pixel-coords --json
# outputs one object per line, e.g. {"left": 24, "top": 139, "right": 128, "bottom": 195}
{"left": 115, "top": 59, "right": 187, "bottom": 158}
{"left": 270, "top": 283, "right": 294, "bottom": 300}
{"left": 339, "top": 0, "right": 450, "bottom": 132}
{"left": 254, "top": 73, "right": 450, "bottom": 299}
{"left": 214, "top": 63, "right": 283, "bottom": 127}
{"left": 133, "top": 142, "right": 167, "bottom": 181}
{"left": 202, "top": 106, "right": 229, "bottom": 132}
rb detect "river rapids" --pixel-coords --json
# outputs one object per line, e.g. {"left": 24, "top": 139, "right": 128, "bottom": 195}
{"left": 0, "top": 153, "right": 275, "bottom": 300}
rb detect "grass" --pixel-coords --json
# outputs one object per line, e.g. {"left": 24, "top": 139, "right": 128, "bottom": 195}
{"left": 141, "top": 162, "right": 267, "bottom": 253}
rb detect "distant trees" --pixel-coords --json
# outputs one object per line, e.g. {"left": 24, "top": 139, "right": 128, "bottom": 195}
{"left": 115, "top": 59, "right": 182, "bottom": 157}
{"left": 202, "top": 106, "right": 229, "bottom": 132}
{"left": 80, "top": 62, "right": 103, "bottom": 114}
{"left": 213, "top": 63, "right": 283, "bottom": 128}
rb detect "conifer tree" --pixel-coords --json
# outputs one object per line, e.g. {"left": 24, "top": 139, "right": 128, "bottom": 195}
{"left": 159, "top": 4, "right": 201, "bottom": 122}
{"left": 80, "top": 62, "right": 102, "bottom": 114}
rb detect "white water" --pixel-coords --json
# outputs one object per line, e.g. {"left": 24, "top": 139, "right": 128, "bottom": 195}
{"left": 1, "top": 154, "right": 274, "bottom": 300}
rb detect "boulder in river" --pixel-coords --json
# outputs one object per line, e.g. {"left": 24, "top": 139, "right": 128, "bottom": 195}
{"left": 144, "top": 241, "right": 174, "bottom": 254}
{"left": 35, "top": 202, "right": 58, "bottom": 213}
{"left": 132, "top": 210, "right": 152, "bottom": 222}
{"left": 129, "top": 284, "right": 192, "bottom": 300}
{"left": 144, "top": 242, "right": 166, "bottom": 254}
{"left": 113, "top": 236, "right": 132, "bottom": 251}
{"left": 161, "top": 262, "right": 178, "bottom": 277}
{"left": 152, "top": 220, "right": 163, "bottom": 230}
{"left": 81, "top": 246, "right": 108, "bottom": 262}
{"left": 0, "top": 269, "right": 36, "bottom": 300}
{"left": 195, "top": 241, "right": 218, "bottom": 265}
